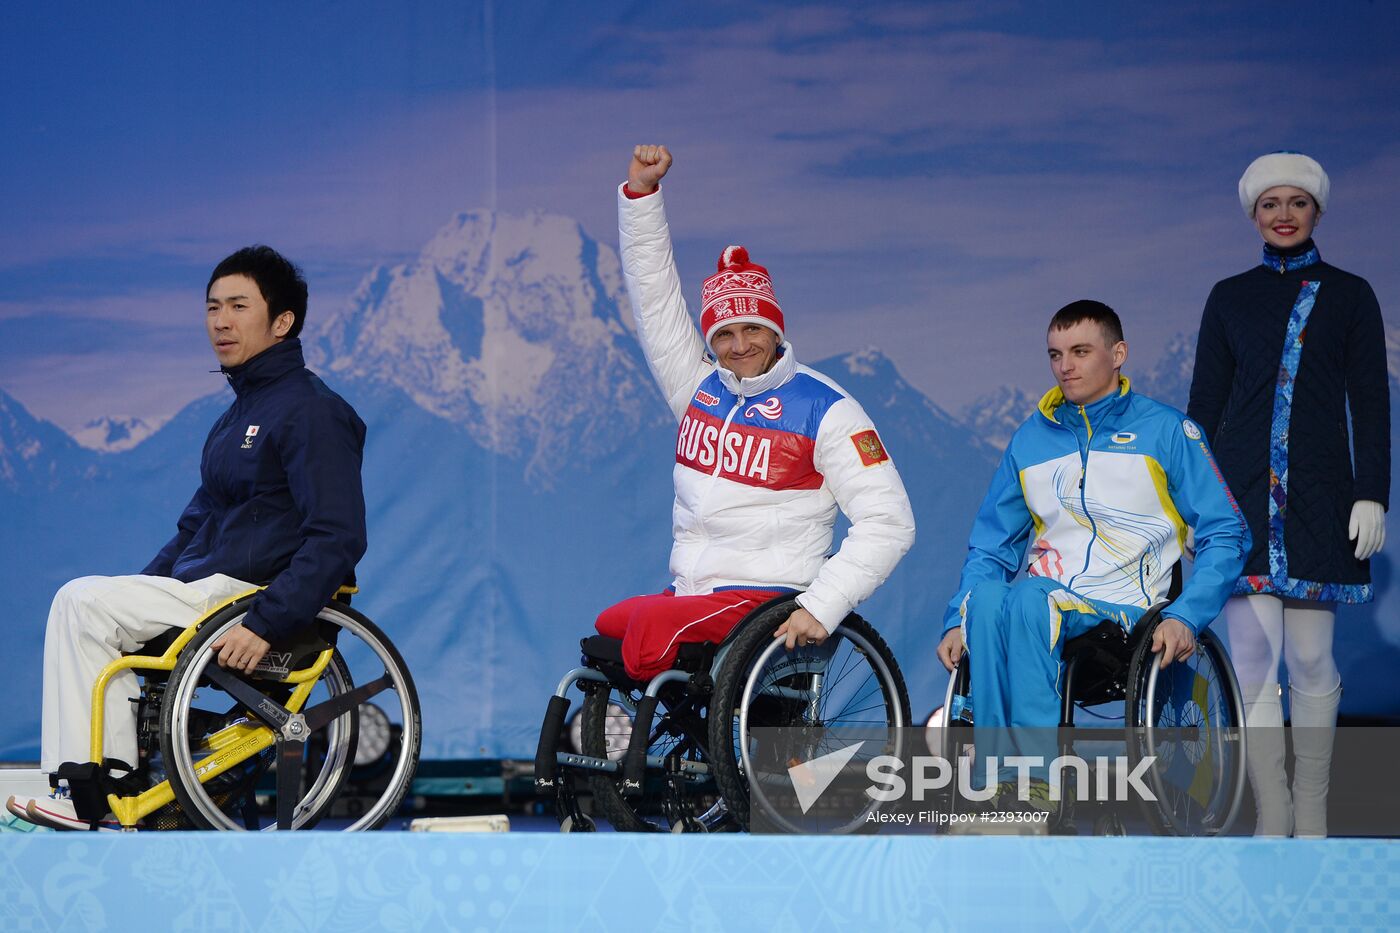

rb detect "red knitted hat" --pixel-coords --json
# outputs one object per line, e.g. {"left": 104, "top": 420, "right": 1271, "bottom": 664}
{"left": 699, "top": 245, "right": 785, "bottom": 347}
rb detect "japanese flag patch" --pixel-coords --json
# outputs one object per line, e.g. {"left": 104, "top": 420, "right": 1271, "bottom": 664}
{"left": 851, "top": 429, "right": 890, "bottom": 467}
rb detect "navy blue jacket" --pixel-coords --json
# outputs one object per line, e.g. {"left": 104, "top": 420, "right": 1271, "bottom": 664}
{"left": 1188, "top": 241, "right": 1389, "bottom": 600}
{"left": 144, "top": 339, "right": 368, "bottom": 639}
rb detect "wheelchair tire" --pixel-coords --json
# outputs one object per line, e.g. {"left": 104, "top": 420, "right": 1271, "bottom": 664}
{"left": 1125, "top": 622, "right": 1246, "bottom": 836}
{"left": 160, "top": 596, "right": 421, "bottom": 831}
{"left": 706, "top": 600, "right": 912, "bottom": 832}
{"left": 578, "top": 681, "right": 725, "bottom": 832}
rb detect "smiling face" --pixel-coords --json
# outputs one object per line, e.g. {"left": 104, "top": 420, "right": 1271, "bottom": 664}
{"left": 1253, "top": 185, "right": 1319, "bottom": 250}
{"left": 710, "top": 322, "right": 780, "bottom": 379}
{"left": 206, "top": 274, "right": 294, "bottom": 368}
{"left": 1047, "top": 319, "right": 1127, "bottom": 407}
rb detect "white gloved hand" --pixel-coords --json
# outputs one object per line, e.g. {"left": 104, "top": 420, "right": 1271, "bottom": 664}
{"left": 1349, "top": 499, "right": 1386, "bottom": 560}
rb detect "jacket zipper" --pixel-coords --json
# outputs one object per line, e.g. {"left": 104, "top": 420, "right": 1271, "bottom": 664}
{"left": 1068, "top": 403, "right": 1099, "bottom": 590}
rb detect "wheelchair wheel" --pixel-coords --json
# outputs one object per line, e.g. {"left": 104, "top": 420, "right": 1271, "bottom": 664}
{"left": 160, "top": 596, "right": 421, "bottom": 831}
{"left": 578, "top": 681, "right": 726, "bottom": 832}
{"left": 1125, "top": 623, "right": 1246, "bottom": 836}
{"left": 707, "top": 600, "right": 912, "bottom": 832}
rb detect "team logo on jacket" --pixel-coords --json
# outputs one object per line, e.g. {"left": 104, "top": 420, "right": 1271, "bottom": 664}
{"left": 241, "top": 425, "right": 260, "bottom": 449}
{"left": 1110, "top": 431, "right": 1137, "bottom": 445}
{"left": 676, "top": 411, "right": 822, "bottom": 490}
{"left": 1182, "top": 419, "right": 1202, "bottom": 440}
{"left": 744, "top": 396, "right": 783, "bottom": 420}
{"left": 695, "top": 389, "right": 720, "bottom": 407}
{"left": 851, "top": 430, "right": 889, "bottom": 467}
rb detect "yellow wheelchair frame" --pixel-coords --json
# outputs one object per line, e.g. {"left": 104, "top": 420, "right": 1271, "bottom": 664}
{"left": 89, "top": 585, "right": 355, "bottom": 830}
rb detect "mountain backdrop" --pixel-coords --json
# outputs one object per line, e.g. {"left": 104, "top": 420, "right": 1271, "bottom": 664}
{"left": 2, "top": 211, "right": 1397, "bottom": 759}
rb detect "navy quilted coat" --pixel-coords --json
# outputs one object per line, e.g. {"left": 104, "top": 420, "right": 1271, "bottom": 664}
{"left": 1187, "top": 241, "right": 1389, "bottom": 602}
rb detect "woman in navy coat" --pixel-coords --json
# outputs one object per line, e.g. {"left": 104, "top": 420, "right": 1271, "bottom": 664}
{"left": 1188, "top": 152, "right": 1389, "bottom": 837}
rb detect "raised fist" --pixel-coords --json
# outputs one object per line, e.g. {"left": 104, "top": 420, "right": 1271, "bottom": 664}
{"left": 628, "top": 145, "right": 673, "bottom": 194}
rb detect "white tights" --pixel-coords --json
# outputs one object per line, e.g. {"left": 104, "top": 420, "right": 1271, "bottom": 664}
{"left": 1224, "top": 593, "right": 1342, "bottom": 837}
{"left": 1225, "top": 594, "right": 1340, "bottom": 700}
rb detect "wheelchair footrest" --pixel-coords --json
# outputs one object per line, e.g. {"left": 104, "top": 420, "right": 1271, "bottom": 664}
{"left": 54, "top": 759, "right": 141, "bottom": 824}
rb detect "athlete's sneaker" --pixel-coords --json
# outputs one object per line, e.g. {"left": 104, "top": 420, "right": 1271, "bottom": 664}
{"left": 4, "top": 795, "right": 53, "bottom": 832}
{"left": 5, "top": 793, "right": 30, "bottom": 821}
{"left": 10, "top": 788, "right": 120, "bottom": 832}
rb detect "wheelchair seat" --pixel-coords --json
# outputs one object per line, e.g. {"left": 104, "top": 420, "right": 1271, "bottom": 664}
{"left": 1060, "top": 618, "right": 1139, "bottom": 707}
{"left": 578, "top": 635, "right": 717, "bottom": 677}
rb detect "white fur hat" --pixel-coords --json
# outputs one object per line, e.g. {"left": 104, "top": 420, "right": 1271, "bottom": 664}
{"left": 1238, "top": 152, "right": 1329, "bottom": 217}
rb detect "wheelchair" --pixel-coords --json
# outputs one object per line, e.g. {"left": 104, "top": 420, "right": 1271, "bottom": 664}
{"left": 936, "top": 572, "right": 1248, "bottom": 836}
{"left": 534, "top": 595, "right": 913, "bottom": 833}
{"left": 60, "top": 585, "right": 421, "bottom": 831}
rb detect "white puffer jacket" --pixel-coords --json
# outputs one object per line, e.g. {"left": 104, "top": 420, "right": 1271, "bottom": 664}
{"left": 618, "top": 184, "right": 916, "bottom": 631}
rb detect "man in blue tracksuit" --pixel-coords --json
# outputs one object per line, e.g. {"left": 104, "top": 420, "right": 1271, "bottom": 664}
{"left": 937, "top": 300, "right": 1249, "bottom": 811}
{"left": 8, "top": 245, "right": 367, "bottom": 831}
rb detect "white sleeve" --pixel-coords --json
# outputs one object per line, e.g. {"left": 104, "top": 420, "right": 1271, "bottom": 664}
{"left": 795, "top": 397, "right": 917, "bottom": 631}
{"left": 618, "top": 184, "right": 713, "bottom": 421}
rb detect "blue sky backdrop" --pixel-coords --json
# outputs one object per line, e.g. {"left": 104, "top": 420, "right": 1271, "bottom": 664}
{"left": 3, "top": 1, "right": 1400, "bottom": 755}
{"left": 3, "top": 0, "right": 1397, "bottom": 430}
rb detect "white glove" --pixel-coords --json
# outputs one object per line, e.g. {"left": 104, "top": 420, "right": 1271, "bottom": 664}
{"left": 1349, "top": 499, "right": 1386, "bottom": 560}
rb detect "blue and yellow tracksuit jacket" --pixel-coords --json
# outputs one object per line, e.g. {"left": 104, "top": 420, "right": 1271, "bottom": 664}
{"left": 942, "top": 378, "right": 1250, "bottom": 635}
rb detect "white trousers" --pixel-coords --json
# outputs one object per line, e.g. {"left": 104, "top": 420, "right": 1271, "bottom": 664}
{"left": 40, "top": 573, "right": 256, "bottom": 773}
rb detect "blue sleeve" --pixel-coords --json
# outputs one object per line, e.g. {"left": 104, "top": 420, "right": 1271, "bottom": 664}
{"left": 1161, "top": 416, "right": 1251, "bottom": 633}
{"left": 241, "top": 397, "right": 368, "bottom": 640}
{"left": 142, "top": 486, "right": 212, "bottom": 577}
{"left": 942, "top": 447, "right": 1033, "bottom": 632}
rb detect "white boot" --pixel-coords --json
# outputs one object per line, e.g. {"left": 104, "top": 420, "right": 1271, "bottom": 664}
{"left": 1290, "top": 682, "right": 1341, "bottom": 839}
{"left": 1243, "top": 688, "right": 1293, "bottom": 837}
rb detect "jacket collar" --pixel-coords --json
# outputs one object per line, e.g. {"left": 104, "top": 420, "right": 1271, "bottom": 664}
{"left": 222, "top": 338, "right": 305, "bottom": 397}
{"left": 717, "top": 341, "right": 797, "bottom": 398}
{"left": 1037, "top": 375, "right": 1131, "bottom": 425}
{"left": 1261, "top": 239, "right": 1321, "bottom": 274}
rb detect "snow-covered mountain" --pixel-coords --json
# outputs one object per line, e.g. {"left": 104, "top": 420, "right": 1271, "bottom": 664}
{"left": 960, "top": 384, "right": 1037, "bottom": 453}
{"left": 70, "top": 415, "right": 163, "bottom": 453}
{"left": 0, "top": 387, "right": 101, "bottom": 491}
{"left": 310, "top": 210, "right": 666, "bottom": 487}
{"left": 1134, "top": 331, "right": 1197, "bottom": 412}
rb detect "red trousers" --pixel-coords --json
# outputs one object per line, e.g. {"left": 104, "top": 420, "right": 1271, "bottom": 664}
{"left": 595, "top": 589, "right": 782, "bottom": 681}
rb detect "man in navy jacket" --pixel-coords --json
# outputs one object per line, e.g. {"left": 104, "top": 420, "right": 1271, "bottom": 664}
{"left": 7, "top": 246, "right": 366, "bottom": 831}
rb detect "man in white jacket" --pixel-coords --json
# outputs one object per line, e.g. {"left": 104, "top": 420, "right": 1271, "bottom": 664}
{"left": 601, "top": 144, "right": 915, "bottom": 681}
